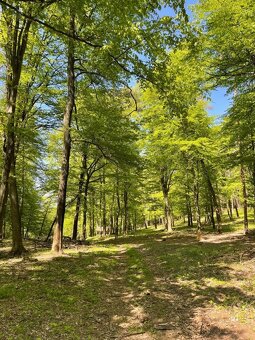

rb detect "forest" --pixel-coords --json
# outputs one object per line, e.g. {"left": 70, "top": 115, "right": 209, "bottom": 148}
{"left": 0, "top": 0, "right": 255, "bottom": 339}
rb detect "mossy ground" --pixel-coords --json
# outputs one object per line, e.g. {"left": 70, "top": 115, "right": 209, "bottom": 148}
{"left": 0, "top": 219, "right": 255, "bottom": 339}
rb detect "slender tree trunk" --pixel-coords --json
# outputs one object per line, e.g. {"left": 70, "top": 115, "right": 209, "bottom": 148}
{"left": 144, "top": 217, "right": 148, "bottom": 229}
{"left": 82, "top": 179, "right": 89, "bottom": 240}
{"left": 52, "top": 14, "right": 75, "bottom": 252}
{"left": 102, "top": 169, "right": 107, "bottom": 236}
{"left": 123, "top": 188, "right": 128, "bottom": 234}
{"left": 186, "top": 194, "right": 193, "bottom": 228}
{"left": 0, "top": 10, "right": 31, "bottom": 251}
{"left": 193, "top": 162, "right": 201, "bottom": 232}
{"left": 228, "top": 199, "right": 233, "bottom": 220}
{"left": 89, "top": 188, "right": 95, "bottom": 237}
{"left": 210, "top": 201, "right": 216, "bottom": 230}
{"left": 115, "top": 177, "right": 121, "bottom": 238}
{"left": 72, "top": 153, "right": 86, "bottom": 240}
{"left": 200, "top": 160, "right": 221, "bottom": 232}
{"left": 110, "top": 193, "right": 115, "bottom": 234}
{"left": 154, "top": 215, "right": 157, "bottom": 229}
{"left": 163, "top": 194, "right": 173, "bottom": 231}
{"left": 250, "top": 141, "right": 255, "bottom": 222}
{"left": 9, "top": 163, "right": 26, "bottom": 255}
{"left": 39, "top": 199, "right": 52, "bottom": 237}
{"left": 241, "top": 164, "right": 249, "bottom": 234}
{"left": 133, "top": 212, "right": 137, "bottom": 231}
{"left": 233, "top": 198, "right": 239, "bottom": 217}
{"left": 194, "top": 183, "right": 201, "bottom": 231}
{"left": 0, "top": 182, "right": 8, "bottom": 240}
{"left": 160, "top": 166, "right": 173, "bottom": 232}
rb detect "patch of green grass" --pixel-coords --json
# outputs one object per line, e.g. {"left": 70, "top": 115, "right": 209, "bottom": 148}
{"left": 1, "top": 226, "right": 255, "bottom": 339}
{"left": 0, "top": 284, "right": 16, "bottom": 299}
{"left": 126, "top": 247, "right": 153, "bottom": 288}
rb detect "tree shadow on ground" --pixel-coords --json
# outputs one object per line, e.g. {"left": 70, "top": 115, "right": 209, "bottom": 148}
{"left": 0, "top": 230, "right": 255, "bottom": 339}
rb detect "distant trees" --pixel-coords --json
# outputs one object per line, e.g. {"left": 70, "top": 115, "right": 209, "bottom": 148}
{"left": 0, "top": 0, "right": 187, "bottom": 254}
{"left": 0, "top": 0, "right": 254, "bottom": 256}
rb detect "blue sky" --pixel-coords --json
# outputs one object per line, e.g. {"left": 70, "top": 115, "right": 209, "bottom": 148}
{"left": 159, "top": 0, "right": 232, "bottom": 120}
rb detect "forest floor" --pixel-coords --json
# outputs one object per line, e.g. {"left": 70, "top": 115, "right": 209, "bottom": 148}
{"left": 1, "top": 227, "right": 255, "bottom": 339}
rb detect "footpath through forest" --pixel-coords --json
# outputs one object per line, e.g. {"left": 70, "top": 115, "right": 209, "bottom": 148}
{"left": 1, "top": 228, "right": 255, "bottom": 339}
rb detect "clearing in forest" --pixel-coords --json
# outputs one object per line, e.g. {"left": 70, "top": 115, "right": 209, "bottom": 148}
{"left": 0, "top": 228, "right": 255, "bottom": 339}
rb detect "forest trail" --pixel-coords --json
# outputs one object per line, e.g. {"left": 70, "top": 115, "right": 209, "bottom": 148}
{"left": 1, "top": 228, "right": 255, "bottom": 339}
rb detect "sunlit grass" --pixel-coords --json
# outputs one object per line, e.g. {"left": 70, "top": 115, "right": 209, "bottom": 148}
{"left": 0, "top": 221, "right": 255, "bottom": 338}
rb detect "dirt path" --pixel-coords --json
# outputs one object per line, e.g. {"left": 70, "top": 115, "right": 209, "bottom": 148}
{"left": 0, "top": 229, "right": 255, "bottom": 339}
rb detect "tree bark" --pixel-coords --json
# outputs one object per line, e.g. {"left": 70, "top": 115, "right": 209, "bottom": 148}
{"left": 193, "top": 162, "right": 201, "bottom": 232}
{"left": 123, "top": 188, "right": 128, "bottom": 234}
{"left": 233, "top": 198, "right": 239, "bottom": 217}
{"left": 228, "top": 199, "right": 233, "bottom": 220}
{"left": 52, "top": 14, "right": 75, "bottom": 252}
{"left": 210, "top": 201, "right": 216, "bottom": 230}
{"left": 115, "top": 175, "right": 121, "bottom": 238}
{"left": 9, "top": 163, "right": 26, "bottom": 255}
{"left": 0, "top": 11, "right": 31, "bottom": 249}
{"left": 240, "top": 164, "right": 249, "bottom": 234}
{"left": 102, "top": 169, "right": 107, "bottom": 236}
{"left": 160, "top": 166, "right": 173, "bottom": 232}
{"left": 72, "top": 153, "right": 86, "bottom": 240}
{"left": 200, "top": 159, "right": 221, "bottom": 232}
{"left": 82, "top": 178, "right": 89, "bottom": 240}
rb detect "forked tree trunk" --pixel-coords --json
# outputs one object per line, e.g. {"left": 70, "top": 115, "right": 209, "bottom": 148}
{"left": 52, "top": 14, "right": 75, "bottom": 253}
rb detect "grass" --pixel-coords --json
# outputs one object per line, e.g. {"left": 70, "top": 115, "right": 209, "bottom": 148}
{"left": 0, "top": 219, "right": 255, "bottom": 339}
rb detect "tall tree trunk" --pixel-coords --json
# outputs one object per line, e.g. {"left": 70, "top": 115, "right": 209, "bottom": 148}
{"left": 186, "top": 193, "right": 193, "bottom": 228}
{"left": 228, "top": 199, "right": 233, "bottom": 220}
{"left": 163, "top": 193, "right": 173, "bottom": 231}
{"left": 82, "top": 179, "right": 89, "bottom": 240}
{"left": 72, "top": 153, "right": 86, "bottom": 240}
{"left": 39, "top": 199, "right": 52, "bottom": 237}
{"left": 123, "top": 188, "right": 128, "bottom": 234}
{"left": 154, "top": 215, "right": 157, "bottom": 229}
{"left": 52, "top": 14, "right": 75, "bottom": 252}
{"left": 233, "top": 198, "right": 239, "bottom": 217}
{"left": 160, "top": 166, "right": 173, "bottom": 232}
{"left": 9, "top": 163, "right": 26, "bottom": 255}
{"left": 194, "top": 183, "right": 201, "bottom": 231}
{"left": 0, "top": 11, "right": 31, "bottom": 249}
{"left": 210, "top": 200, "right": 216, "bottom": 230}
{"left": 193, "top": 162, "right": 201, "bottom": 232}
{"left": 89, "top": 187, "right": 95, "bottom": 237}
{"left": 115, "top": 176, "right": 121, "bottom": 238}
{"left": 102, "top": 169, "right": 107, "bottom": 235}
{"left": 241, "top": 164, "right": 249, "bottom": 234}
{"left": 200, "top": 159, "right": 221, "bottom": 232}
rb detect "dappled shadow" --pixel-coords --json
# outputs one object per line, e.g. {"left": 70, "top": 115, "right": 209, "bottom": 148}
{"left": 0, "top": 230, "right": 255, "bottom": 339}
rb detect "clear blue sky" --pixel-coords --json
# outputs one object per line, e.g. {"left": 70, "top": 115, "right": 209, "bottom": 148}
{"left": 159, "top": 0, "right": 232, "bottom": 120}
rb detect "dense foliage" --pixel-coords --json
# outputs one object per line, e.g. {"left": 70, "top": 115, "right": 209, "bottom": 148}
{"left": 0, "top": 0, "right": 254, "bottom": 254}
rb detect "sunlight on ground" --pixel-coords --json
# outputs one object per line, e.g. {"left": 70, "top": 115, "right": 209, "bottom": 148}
{"left": 1, "top": 228, "right": 255, "bottom": 339}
